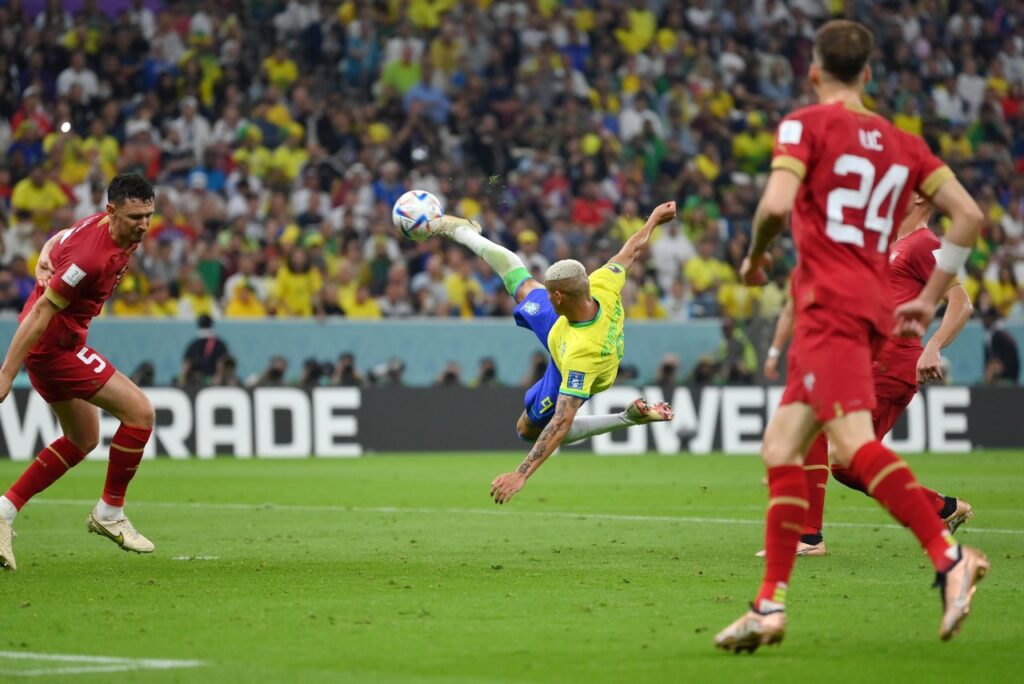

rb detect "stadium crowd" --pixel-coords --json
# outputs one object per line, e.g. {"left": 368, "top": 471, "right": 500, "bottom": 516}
{"left": 0, "top": 0, "right": 1022, "bottom": 384}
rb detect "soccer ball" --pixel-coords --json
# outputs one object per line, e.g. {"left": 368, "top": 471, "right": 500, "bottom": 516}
{"left": 392, "top": 190, "right": 444, "bottom": 240}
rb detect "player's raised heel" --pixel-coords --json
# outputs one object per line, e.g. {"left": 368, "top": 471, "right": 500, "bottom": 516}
{"left": 936, "top": 545, "right": 989, "bottom": 641}
{"left": 0, "top": 518, "right": 16, "bottom": 571}
{"left": 427, "top": 214, "right": 481, "bottom": 238}
{"left": 755, "top": 539, "right": 828, "bottom": 558}
{"left": 714, "top": 608, "right": 786, "bottom": 653}
{"left": 87, "top": 510, "right": 155, "bottom": 554}
{"left": 943, "top": 498, "right": 973, "bottom": 534}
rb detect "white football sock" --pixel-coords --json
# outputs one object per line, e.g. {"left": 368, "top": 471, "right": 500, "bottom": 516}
{"left": 95, "top": 500, "right": 124, "bottom": 521}
{"left": 563, "top": 412, "right": 634, "bottom": 445}
{"left": 452, "top": 226, "right": 530, "bottom": 294}
{"left": 0, "top": 496, "right": 17, "bottom": 524}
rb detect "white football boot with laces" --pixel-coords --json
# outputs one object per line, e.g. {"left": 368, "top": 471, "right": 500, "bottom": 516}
{"left": 87, "top": 508, "right": 155, "bottom": 553}
{"left": 427, "top": 214, "right": 482, "bottom": 238}
{"left": 623, "top": 398, "right": 674, "bottom": 424}
{"left": 0, "top": 518, "right": 16, "bottom": 571}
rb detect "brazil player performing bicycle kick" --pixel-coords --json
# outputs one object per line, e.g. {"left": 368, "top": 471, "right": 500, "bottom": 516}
{"left": 428, "top": 201, "right": 678, "bottom": 505}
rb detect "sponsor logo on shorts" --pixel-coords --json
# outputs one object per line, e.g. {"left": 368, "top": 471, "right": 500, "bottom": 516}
{"left": 522, "top": 301, "right": 541, "bottom": 316}
{"left": 804, "top": 372, "right": 816, "bottom": 391}
{"left": 567, "top": 370, "right": 586, "bottom": 390}
{"left": 62, "top": 264, "right": 87, "bottom": 287}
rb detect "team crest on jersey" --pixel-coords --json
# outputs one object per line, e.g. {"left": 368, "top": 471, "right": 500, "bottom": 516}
{"left": 522, "top": 301, "right": 541, "bottom": 316}
{"left": 567, "top": 370, "right": 586, "bottom": 390}
{"left": 62, "top": 264, "right": 87, "bottom": 287}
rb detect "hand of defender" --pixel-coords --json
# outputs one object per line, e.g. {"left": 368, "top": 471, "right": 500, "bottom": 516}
{"left": 35, "top": 253, "right": 55, "bottom": 288}
{"left": 893, "top": 297, "right": 936, "bottom": 338}
{"left": 740, "top": 253, "right": 772, "bottom": 286}
{"left": 917, "top": 345, "right": 943, "bottom": 384}
{"left": 490, "top": 472, "right": 526, "bottom": 505}
{"left": 648, "top": 201, "right": 677, "bottom": 226}
{"left": 763, "top": 354, "right": 780, "bottom": 381}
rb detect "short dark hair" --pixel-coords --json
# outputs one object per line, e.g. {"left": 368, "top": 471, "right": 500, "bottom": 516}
{"left": 107, "top": 173, "right": 155, "bottom": 205}
{"left": 814, "top": 20, "right": 874, "bottom": 85}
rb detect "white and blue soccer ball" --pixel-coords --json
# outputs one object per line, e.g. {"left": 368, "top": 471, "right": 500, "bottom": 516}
{"left": 392, "top": 190, "right": 444, "bottom": 240}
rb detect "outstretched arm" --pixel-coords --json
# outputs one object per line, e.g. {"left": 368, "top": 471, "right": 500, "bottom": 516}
{"left": 0, "top": 296, "right": 60, "bottom": 402}
{"left": 610, "top": 201, "right": 677, "bottom": 272}
{"left": 917, "top": 282, "right": 973, "bottom": 383}
{"left": 740, "top": 169, "right": 801, "bottom": 285}
{"left": 490, "top": 394, "right": 584, "bottom": 504}
{"left": 764, "top": 295, "right": 795, "bottom": 381}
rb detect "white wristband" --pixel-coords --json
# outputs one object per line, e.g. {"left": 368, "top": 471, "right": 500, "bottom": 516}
{"left": 935, "top": 238, "right": 971, "bottom": 274}
{"left": 767, "top": 346, "right": 781, "bottom": 359}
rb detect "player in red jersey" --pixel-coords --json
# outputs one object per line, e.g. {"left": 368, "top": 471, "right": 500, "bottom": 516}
{"left": 759, "top": 195, "right": 975, "bottom": 558}
{"left": 714, "top": 21, "right": 987, "bottom": 652}
{"left": 0, "top": 174, "right": 157, "bottom": 571}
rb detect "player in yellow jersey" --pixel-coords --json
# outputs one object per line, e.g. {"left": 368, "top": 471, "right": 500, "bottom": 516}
{"left": 430, "top": 201, "right": 678, "bottom": 504}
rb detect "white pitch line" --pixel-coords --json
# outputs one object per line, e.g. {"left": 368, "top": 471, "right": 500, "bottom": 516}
{"left": 31, "top": 498, "right": 1024, "bottom": 536}
{"left": 0, "top": 651, "right": 202, "bottom": 677}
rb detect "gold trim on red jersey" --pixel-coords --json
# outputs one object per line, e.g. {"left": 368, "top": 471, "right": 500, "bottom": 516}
{"left": 920, "top": 165, "right": 955, "bottom": 197}
{"left": 44, "top": 287, "right": 69, "bottom": 310}
{"left": 771, "top": 155, "right": 807, "bottom": 180}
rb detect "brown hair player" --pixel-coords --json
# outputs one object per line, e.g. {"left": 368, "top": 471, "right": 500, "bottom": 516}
{"left": 714, "top": 19, "right": 988, "bottom": 652}
{"left": 0, "top": 173, "right": 157, "bottom": 571}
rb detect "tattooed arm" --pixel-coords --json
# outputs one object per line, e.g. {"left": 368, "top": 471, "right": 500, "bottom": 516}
{"left": 490, "top": 394, "right": 585, "bottom": 504}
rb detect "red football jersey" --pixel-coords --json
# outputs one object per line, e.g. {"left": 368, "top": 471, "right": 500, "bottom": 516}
{"left": 20, "top": 212, "right": 136, "bottom": 350}
{"left": 772, "top": 102, "right": 953, "bottom": 335}
{"left": 873, "top": 225, "right": 943, "bottom": 386}
{"left": 886, "top": 225, "right": 941, "bottom": 348}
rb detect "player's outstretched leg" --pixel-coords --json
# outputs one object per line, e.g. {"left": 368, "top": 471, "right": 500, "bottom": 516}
{"left": 87, "top": 373, "right": 155, "bottom": 554}
{"left": 430, "top": 215, "right": 534, "bottom": 301}
{"left": 0, "top": 431, "right": 89, "bottom": 571}
{"left": 562, "top": 398, "right": 674, "bottom": 445}
{"left": 837, "top": 435, "right": 988, "bottom": 640}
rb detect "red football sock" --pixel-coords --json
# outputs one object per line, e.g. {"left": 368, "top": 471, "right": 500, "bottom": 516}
{"left": 5, "top": 437, "right": 87, "bottom": 509}
{"left": 755, "top": 465, "right": 808, "bottom": 610}
{"left": 802, "top": 435, "right": 829, "bottom": 535}
{"left": 918, "top": 485, "right": 947, "bottom": 516}
{"left": 830, "top": 462, "right": 867, "bottom": 494}
{"left": 102, "top": 425, "right": 151, "bottom": 507}
{"left": 848, "top": 441, "right": 957, "bottom": 572}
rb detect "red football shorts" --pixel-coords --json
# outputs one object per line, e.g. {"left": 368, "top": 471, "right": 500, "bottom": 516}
{"left": 871, "top": 368, "right": 917, "bottom": 438}
{"left": 781, "top": 305, "right": 887, "bottom": 423}
{"left": 25, "top": 343, "right": 117, "bottom": 404}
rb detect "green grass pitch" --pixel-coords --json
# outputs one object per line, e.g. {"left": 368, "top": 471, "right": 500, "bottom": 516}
{"left": 0, "top": 451, "right": 1021, "bottom": 682}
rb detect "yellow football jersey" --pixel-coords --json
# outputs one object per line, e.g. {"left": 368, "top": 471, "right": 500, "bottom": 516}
{"left": 547, "top": 263, "right": 626, "bottom": 398}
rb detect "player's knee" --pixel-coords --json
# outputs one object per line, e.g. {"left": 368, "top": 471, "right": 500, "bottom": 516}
{"left": 67, "top": 431, "right": 99, "bottom": 454}
{"left": 129, "top": 395, "right": 156, "bottom": 428}
{"left": 760, "top": 438, "right": 802, "bottom": 467}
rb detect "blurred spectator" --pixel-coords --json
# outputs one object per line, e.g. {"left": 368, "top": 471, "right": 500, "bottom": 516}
{"left": 129, "top": 361, "right": 156, "bottom": 388}
{"left": 210, "top": 354, "right": 243, "bottom": 388}
{"left": 434, "top": 361, "right": 463, "bottom": 387}
{"left": 713, "top": 318, "right": 758, "bottom": 384}
{"left": 981, "top": 296, "right": 1021, "bottom": 385}
{"left": 330, "top": 352, "right": 367, "bottom": 387}
{"left": 370, "top": 357, "right": 405, "bottom": 386}
{"left": 653, "top": 353, "right": 681, "bottom": 393}
{"left": 0, "top": 270, "right": 24, "bottom": 313}
{"left": 472, "top": 357, "right": 500, "bottom": 388}
{"left": 181, "top": 314, "right": 231, "bottom": 385}
{"left": 250, "top": 355, "right": 290, "bottom": 388}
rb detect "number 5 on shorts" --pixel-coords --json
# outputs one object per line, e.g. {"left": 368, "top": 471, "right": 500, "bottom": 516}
{"left": 77, "top": 346, "right": 107, "bottom": 374}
